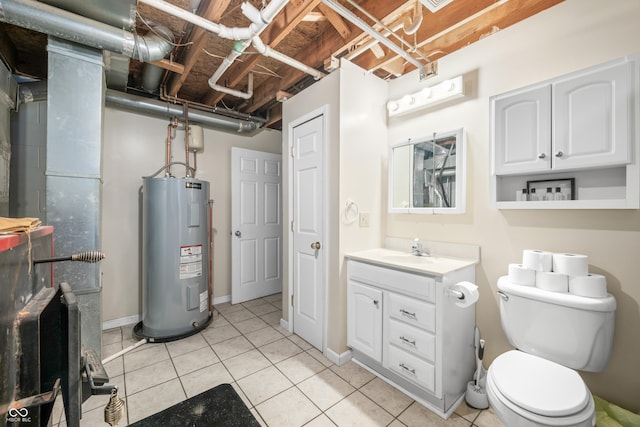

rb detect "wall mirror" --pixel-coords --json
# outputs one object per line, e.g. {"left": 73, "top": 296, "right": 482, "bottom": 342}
{"left": 389, "top": 128, "right": 466, "bottom": 214}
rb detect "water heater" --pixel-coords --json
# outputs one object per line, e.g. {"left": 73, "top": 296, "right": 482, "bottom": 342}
{"left": 136, "top": 176, "right": 212, "bottom": 341}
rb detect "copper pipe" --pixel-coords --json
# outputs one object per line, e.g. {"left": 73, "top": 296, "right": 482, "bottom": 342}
{"left": 166, "top": 117, "right": 178, "bottom": 175}
{"left": 208, "top": 199, "right": 214, "bottom": 315}
{"left": 184, "top": 102, "right": 190, "bottom": 177}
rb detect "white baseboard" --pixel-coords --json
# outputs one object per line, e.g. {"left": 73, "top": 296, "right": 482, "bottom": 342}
{"left": 213, "top": 294, "right": 231, "bottom": 305}
{"left": 102, "top": 314, "right": 140, "bottom": 330}
{"left": 279, "top": 317, "right": 291, "bottom": 332}
{"left": 326, "top": 347, "right": 352, "bottom": 366}
{"left": 102, "top": 295, "right": 232, "bottom": 331}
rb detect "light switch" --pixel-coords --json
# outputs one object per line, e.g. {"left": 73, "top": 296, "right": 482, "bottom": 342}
{"left": 359, "top": 212, "right": 370, "bottom": 227}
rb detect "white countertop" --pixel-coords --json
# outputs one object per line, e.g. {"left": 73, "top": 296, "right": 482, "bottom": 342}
{"left": 346, "top": 247, "right": 479, "bottom": 276}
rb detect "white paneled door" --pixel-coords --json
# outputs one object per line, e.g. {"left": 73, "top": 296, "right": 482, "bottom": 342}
{"left": 231, "top": 148, "right": 282, "bottom": 304}
{"left": 292, "top": 113, "right": 325, "bottom": 351}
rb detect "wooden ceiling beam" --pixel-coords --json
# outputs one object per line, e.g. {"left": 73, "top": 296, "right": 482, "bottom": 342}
{"left": 167, "top": 0, "right": 232, "bottom": 97}
{"left": 352, "top": 0, "right": 564, "bottom": 76}
{"left": 244, "top": 0, "right": 410, "bottom": 113}
{"left": 317, "top": 3, "right": 351, "bottom": 40}
{"left": 201, "top": 0, "right": 322, "bottom": 106}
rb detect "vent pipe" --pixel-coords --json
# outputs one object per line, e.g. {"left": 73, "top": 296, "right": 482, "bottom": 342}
{"left": 105, "top": 89, "right": 262, "bottom": 134}
{"left": 0, "top": 0, "right": 172, "bottom": 62}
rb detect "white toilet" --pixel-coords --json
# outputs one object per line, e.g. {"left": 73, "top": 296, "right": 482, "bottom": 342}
{"left": 486, "top": 277, "right": 616, "bottom": 427}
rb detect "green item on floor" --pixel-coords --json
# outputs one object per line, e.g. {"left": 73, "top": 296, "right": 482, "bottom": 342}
{"left": 594, "top": 395, "right": 640, "bottom": 427}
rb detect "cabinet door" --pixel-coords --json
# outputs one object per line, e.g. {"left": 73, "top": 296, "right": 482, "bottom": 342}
{"left": 492, "top": 84, "right": 552, "bottom": 175}
{"left": 553, "top": 61, "right": 633, "bottom": 170}
{"left": 347, "top": 281, "right": 383, "bottom": 362}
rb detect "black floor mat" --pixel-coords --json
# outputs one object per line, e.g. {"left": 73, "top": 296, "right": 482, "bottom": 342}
{"left": 128, "top": 383, "right": 260, "bottom": 426}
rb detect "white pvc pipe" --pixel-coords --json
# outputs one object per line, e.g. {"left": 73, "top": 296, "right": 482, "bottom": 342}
{"left": 252, "top": 36, "right": 324, "bottom": 80}
{"left": 101, "top": 338, "right": 147, "bottom": 365}
{"left": 211, "top": 73, "right": 254, "bottom": 99}
{"left": 207, "top": 0, "right": 287, "bottom": 90}
{"left": 321, "top": 0, "right": 428, "bottom": 79}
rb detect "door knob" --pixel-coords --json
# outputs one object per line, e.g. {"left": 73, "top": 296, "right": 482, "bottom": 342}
{"left": 555, "top": 151, "right": 564, "bottom": 157}
{"left": 538, "top": 153, "right": 546, "bottom": 159}
{"left": 311, "top": 241, "right": 321, "bottom": 250}
{"left": 234, "top": 230, "right": 241, "bottom": 237}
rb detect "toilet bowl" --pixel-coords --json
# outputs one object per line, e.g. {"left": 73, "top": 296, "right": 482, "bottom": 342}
{"left": 486, "top": 351, "right": 595, "bottom": 427}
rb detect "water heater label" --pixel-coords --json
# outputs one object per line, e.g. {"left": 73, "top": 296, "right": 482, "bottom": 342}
{"left": 179, "top": 244, "right": 203, "bottom": 279}
{"left": 186, "top": 182, "right": 202, "bottom": 190}
{"left": 199, "top": 291, "right": 208, "bottom": 312}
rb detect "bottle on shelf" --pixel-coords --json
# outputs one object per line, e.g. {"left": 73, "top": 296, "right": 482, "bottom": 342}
{"left": 554, "top": 187, "right": 565, "bottom": 200}
{"left": 544, "top": 187, "right": 554, "bottom": 201}
{"left": 529, "top": 188, "right": 538, "bottom": 201}
{"left": 519, "top": 188, "right": 529, "bottom": 201}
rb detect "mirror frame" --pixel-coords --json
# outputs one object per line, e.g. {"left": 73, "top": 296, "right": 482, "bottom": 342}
{"left": 388, "top": 128, "right": 466, "bottom": 214}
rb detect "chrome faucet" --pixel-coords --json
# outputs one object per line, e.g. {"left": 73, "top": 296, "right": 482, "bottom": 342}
{"left": 411, "top": 238, "right": 429, "bottom": 256}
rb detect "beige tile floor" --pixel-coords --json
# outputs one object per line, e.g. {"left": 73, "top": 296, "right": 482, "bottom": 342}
{"left": 51, "top": 294, "right": 505, "bottom": 426}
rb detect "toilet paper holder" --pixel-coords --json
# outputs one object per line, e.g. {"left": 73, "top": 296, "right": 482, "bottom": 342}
{"left": 448, "top": 289, "right": 465, "bottom": 300}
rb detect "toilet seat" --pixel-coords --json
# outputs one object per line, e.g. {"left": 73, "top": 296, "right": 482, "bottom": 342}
{"left": 487, "top": 351, "right": 595, "bottom": 426}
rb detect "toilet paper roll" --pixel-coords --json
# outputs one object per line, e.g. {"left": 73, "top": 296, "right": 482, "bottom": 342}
{"left": 507, "top": 264, "right": 536, "bottom": 286}
{"left": 553, "top": 253, "right": 589, "bottom": 277}
{"left": 569, "top": 274, "right": 608, "bottom": 298}
{"left": 522, "top": 250, "right": 553, "bottom": 272}
{"left": 536, "top": 271, "right": 569, "bottom": 293}
{"left": 446, "top": 281, "right": 479, "bottom": 308}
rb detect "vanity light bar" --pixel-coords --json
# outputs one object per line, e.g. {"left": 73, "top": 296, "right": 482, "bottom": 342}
{"left": 387, "top": 75, "right": 465, "bottom": 118}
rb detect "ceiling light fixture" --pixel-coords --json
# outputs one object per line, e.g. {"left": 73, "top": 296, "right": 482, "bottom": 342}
{"left": 386, "top": 75, "right": 465, "bottom": 118}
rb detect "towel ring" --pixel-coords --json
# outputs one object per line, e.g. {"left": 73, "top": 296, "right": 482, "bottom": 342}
{"left": 342, "top": 199, "right": 359, "bottom": 225}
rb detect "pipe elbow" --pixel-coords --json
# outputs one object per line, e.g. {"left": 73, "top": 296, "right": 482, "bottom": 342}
{"left": 135, "top": 24, "right": 174, "bottom": 62}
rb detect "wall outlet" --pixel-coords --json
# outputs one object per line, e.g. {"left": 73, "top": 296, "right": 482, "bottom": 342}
{"left": 359, "top": 212, "right": 370, "bottom": 228}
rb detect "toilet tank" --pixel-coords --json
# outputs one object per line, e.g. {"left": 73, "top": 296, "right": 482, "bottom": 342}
{"left": 497, "top": 277, "right": 616, "bottom": 372}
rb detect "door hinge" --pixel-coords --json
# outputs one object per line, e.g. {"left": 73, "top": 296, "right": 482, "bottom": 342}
{"left": 290, "top": 220, "right": 294, "bottom": 232}
{"left": 290, "top": 146, "right": 295, "bottom": 157}
{"left": 291, "top": 294, "right": 294, "bottom": 307}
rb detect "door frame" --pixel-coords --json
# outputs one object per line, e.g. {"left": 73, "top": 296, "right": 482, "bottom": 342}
{"left": 286, "top": 104, "right": 330, "bottom": 352}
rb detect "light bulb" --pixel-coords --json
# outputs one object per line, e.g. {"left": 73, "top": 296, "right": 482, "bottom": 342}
{"left": 420, "top": 87, "right": 432, "bottom": 98}
{"left": 387, "top": 101, "right": 399, "bottom": 112}
{"left": 441, "top": 79, "right": 455, "bottom": 91}
{"left": 402, "top": 94, "right": 415, "bottom": 105}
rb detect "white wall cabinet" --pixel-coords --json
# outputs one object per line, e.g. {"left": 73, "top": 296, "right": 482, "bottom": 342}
{"left": 491, "top": 56, "right": 639, "bottom": 209}
{"left": 346, "top": 259, "right": 476, "bottom": 419}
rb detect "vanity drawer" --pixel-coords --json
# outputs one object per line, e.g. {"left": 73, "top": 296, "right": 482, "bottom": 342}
{"left": 348, "top": 261, "right": 435, "bottom": 301}
{"left": 388, "top": 319, "right": 435, "bottom": 362}
{"left": 387, "top": 346, "right": 435, "bottom": 393}
{"left": 388, "top": 292, "right": 435, "bottom": 332}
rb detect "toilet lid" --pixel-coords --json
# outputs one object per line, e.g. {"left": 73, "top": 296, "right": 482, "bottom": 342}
{"left": 491, "top": 351, "right": 591, "bottom": 417}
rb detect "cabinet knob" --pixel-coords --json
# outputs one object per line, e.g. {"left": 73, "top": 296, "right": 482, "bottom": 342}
{"left": 311, "top": 241, "right": 321, "bottom": 250}
{"left": 555, "top": 151, "right": 564, "bottom": 157}
{"left": 373, "top": 299, "right": 379, "bottom": 306}
{"left": 538, "top": 153, "right": 546, "bottom": 159}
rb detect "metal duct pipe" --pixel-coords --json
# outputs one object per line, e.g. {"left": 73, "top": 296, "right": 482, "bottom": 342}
{"left": 141, "top": 25, "right": 175, "bottom": 92}
{"left": 0, "top": 0, "right": 172, "bottom": 62}
{"left": 105, "top": 89, "right": 262, "bottom": 134}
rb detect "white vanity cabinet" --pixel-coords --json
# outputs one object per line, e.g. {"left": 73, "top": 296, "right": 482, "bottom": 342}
{"left": 346, "top": 256, "right": 476, "bottom": 419}
{"left": 491, "top": 55, "right": 639, "bottom": 209}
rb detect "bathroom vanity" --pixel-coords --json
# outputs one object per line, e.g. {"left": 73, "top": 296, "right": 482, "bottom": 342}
{"left": 346, "top": 241, "right": 480, "bottom": 419}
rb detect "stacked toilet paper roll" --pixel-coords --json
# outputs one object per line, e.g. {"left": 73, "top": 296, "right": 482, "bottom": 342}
{"left": 506, "top": 250, "right": 607, "bottom": 297}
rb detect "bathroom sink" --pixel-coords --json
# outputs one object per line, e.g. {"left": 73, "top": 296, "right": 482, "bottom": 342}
{"left": 382, "top": 255, "right": 440, "bottom": 264}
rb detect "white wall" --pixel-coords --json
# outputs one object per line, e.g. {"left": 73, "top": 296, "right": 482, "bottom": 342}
{"left": 282, "top": 61, "right": 387, "bottom": 354}
{"left": 101, "top": 108, "right": 281, "bottom": 324}
{"left": 386, "top": 0, "right": 640, "bottom": 412}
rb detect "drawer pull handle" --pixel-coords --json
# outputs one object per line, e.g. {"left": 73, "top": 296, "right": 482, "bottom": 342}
{"left": 399, "top": 363, "right": 416, "bottom": 375}
{"left": 400, "top": 309, "right": 416, "bottom": 318}
{"left": 400, "top": 336, "right": 416, "bottom": 346}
